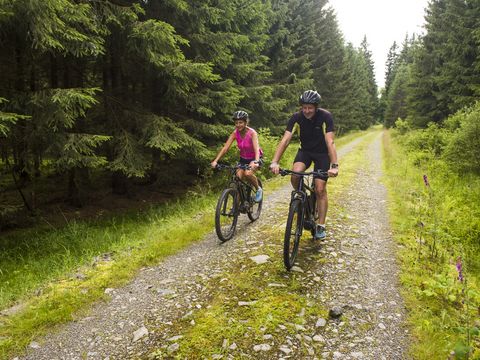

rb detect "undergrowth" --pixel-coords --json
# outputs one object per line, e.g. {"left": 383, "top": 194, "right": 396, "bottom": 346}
{"left": 383, "top": 130, "right": 480, "bottom": 359}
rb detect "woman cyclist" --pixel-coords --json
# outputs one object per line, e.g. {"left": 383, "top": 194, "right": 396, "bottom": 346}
{"left": 211, "top": 110, "right": 263, "bottom": 202}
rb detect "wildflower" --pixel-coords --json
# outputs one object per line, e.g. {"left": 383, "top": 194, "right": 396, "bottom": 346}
{"left": 423, "top": 174, "right": 430, "bottom": 187}
{"left": 456, "top": 256, "right": 464, "bottom": 282}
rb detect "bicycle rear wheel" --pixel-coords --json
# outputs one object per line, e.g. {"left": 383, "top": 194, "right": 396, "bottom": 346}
{"left": 247, "top": 179, "right": 263, "bottom": 222}
{"left": 215, "top": 188, "right": 239, "bottom": 242}
{"left": 284, "top": 198, "right": 303, "bottom": 270}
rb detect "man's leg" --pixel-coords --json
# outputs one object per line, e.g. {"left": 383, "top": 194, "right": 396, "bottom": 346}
{"left": 315, "top": 178, "right": 328, "bottom": 224}
{"left": 314, "top": 178, "right": 328, "bottom": 240}
{"left": 291, "top": 162, "right": 307, "bottom": 189}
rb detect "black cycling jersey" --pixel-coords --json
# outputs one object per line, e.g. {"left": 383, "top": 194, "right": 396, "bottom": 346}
{"left": 286, "top": 108, "right": 334, "bottom": 154}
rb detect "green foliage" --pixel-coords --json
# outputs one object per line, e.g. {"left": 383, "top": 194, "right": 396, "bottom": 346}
{"left": 0, "top": 0, "right": 379, "bottom": 208}
{"left": 383, "top": 130, "right": 480, "bottom": 358}
{"left": 143, "top": 115, "right": 209, "bottom": 160}
{"left": 109, "top": 131, "right": 150, "bottom": 178}
{"left": 443, "top": 102, "right": 480, "bottom": 174}
{"left": 384, "top": 64, "right": 411, "bottom": 128}
{"left": 47, "top": 88, "right": 100, "bottom": 130}
{"left": 54, "top": 134, "right": 110, "bottom": 171}
{"left": 11, "top": 0, "right": 105, "bottom": 55}
{"left": 394, "top": 118, "right": 410, "bottom": 135}
{"left": 400, "top": 122, "right": 448, "bottom": 159}
{"left": 0, "top": 98, "right": 30, "bottom": 137}
{"left": 383, "top": 0, "right": 480, "bottom": 127}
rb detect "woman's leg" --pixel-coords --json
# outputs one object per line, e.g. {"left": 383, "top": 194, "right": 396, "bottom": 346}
{"left": 243, "top": 169, "right": 259, "bottom": 189}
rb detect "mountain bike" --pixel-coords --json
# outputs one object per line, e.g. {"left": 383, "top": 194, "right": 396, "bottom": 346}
{"left": 279, "top": 168, "right": 329, "bottom": 270}
{"left": 214, "top": 163, "right": 263, "bottom": 242}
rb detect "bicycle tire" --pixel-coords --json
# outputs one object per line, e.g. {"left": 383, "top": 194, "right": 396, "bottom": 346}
{"left": 284, "top": 198, "right": 303, "bottom": 270}
{"left": 310, "top": 193, "right": 318, "bottom": 238}
{"left": 247, "top": 179, "right": 263, "bottom": 222}
{"left": 215, "top": 188, "right": 239, "bottom": 242}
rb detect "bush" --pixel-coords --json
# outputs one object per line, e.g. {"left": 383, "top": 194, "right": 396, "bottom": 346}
{"left": 400, "top": 122, "right": 448, "bottom": 158}
{"left": 394, "top": 118, "right": 410, "bottom": 135}
{"left": 443, "top": 102, "right": 480, "bottom": 174}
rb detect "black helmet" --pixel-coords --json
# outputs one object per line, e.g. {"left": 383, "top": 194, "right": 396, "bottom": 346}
{"left": 232, "top": 110, "right": 248, "bottom": 120}
{"left": 299, "top": 90, "right": 321, "bottom": 105}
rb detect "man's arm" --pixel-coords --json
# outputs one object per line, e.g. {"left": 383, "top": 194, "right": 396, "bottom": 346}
{"left": 325, "top": 131, "right": 338, "bottom": 177}
{"left": 270, "top": 130, "right": 293, "bottom": 174}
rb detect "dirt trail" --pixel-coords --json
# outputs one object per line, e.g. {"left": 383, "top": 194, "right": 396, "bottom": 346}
{"left": 19, "top": 132, "right": 410, "bottom": 360}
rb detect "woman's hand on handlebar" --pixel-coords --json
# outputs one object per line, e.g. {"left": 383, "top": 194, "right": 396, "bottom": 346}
{"left": 249, "top": 161, "right": 259, "bottom": 170}
{"left": 211, "top": 160, "right": 218, "bottom": 169}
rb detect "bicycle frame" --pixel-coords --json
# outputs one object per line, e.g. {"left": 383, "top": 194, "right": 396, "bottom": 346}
{"left": 220, "top": 164, "right": 257, "bottom": 213}
{"left": 280, "top": 168, "right": 329, "bottom": 269}
{"left": 214, "top": 163, "right": 263, "bottom": 242}
{"left": 285, "top": 170, "right": 319, "bottom": 233}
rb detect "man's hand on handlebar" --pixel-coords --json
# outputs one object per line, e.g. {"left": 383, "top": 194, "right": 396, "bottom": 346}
{"left": 327, "top": 168, "right": 338, "bottom": 177}
{"left": 269, "top": 161, "right": 280, "bottom": 175}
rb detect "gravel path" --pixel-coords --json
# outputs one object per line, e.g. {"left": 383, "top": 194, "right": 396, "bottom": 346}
{"left": 18, "top": 132, "right": 411, "bottom": 360}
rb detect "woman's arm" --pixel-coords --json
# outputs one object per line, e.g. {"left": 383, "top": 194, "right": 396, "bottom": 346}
{"left": 211, "top": 132, "right": 236, "bottom": 167}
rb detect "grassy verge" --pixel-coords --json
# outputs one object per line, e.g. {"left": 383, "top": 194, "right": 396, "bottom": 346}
{"left": 0, "top": 129, "right": 374, "bottom": 359}
{"left": 146, "top": 130, "right": 381, "bottom": 358}
{"left": 0, "top": 194, "right": 221, "bottom": 358}
{"left": 382, "top": 130, "right": 480, "bottom": 359}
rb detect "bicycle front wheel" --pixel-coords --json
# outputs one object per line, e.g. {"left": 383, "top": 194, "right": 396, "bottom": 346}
{"left": 215, "top": 188, "right": 239, "bottom": 242}
{"left": 247, "top": 179, "right": 263, "bottom": 222}
{"left": 310, "top": 193, "right": 318, "bottom": 238}
{"left": 284, "top": 198, "right": 303, "bottom": 270}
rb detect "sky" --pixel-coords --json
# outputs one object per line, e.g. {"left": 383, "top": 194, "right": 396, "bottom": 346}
{"left": 327, "top": 0, "right": 430, "bottom": 88}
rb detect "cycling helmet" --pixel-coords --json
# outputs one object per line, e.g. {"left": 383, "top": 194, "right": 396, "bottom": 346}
{"left": 232, "top": 110, "right": 249, "bottom": 120}
{"left": 299, "top": 90, "right": 321, "bottom": 105}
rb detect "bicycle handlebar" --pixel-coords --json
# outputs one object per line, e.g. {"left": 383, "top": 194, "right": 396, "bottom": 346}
{"left": 279, "top": 168, "right": 329, "bottom": 178}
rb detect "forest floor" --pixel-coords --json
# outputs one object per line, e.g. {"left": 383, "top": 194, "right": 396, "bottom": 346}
{"left": 17, "top": 131, "right": 412, "bottom": 360}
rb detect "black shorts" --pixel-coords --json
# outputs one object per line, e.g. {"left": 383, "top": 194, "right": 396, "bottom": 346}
{"left": 293, "top": 149, "right": 330, "bottom": 181}
{"left": 238, "top": 157, "right": 263, "bottom": 167}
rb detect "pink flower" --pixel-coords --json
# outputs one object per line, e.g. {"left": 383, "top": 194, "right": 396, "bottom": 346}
{"left": 456, "top": 256, "right": 464, "bottom": 282}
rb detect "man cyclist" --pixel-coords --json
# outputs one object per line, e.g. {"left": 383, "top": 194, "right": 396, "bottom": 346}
{"left": 270, "top": 90, "right": 338, "bottom": 240}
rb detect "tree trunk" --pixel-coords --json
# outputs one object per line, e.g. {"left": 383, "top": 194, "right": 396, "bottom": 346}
{"left": 67, "top": 168, "right": 83, "bottom": 207}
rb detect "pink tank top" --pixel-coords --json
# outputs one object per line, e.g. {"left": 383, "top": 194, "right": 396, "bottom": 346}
{"left": 235, "top": 128, "right": 257, "bottom": 159}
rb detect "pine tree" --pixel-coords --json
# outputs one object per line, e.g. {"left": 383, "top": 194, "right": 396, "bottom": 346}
{"left": 384, "top": 41, "right": 399, "bottom": 97}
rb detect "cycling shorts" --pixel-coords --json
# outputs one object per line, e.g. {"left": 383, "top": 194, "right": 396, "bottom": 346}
{"left": 293, "top": 149, "right": 329, "bottom": 181}
{"left": 238, "top": 157, "right": 263, "bottom": 167}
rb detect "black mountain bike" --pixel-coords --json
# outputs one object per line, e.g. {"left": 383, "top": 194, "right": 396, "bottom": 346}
{"left": 280, "top": 168, "right": 329, "bottom": 270}
{"left": 214, "top": 164, "right": 263, "bottom": 242}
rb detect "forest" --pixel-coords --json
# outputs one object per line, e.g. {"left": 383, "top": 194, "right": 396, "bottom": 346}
{"left": 0, "top": 0, "right": 380, "bottom": 219}
{"left": 1, "top": 0, "right": 480, "bottom": 358}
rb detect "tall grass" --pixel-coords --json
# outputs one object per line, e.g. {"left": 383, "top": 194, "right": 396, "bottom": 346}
{"left": 383, "top": 130, "right": 480, "bottom": 359}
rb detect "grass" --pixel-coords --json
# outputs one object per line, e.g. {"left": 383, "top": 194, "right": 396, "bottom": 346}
{"left": 382, "top": 130, "right": 480, "bottom": 359}
{"left": 0, "top": 128, "right": 377, "bottom": 359}
{"left": 0, "top": 194, "right": 220, "bottom": 358}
